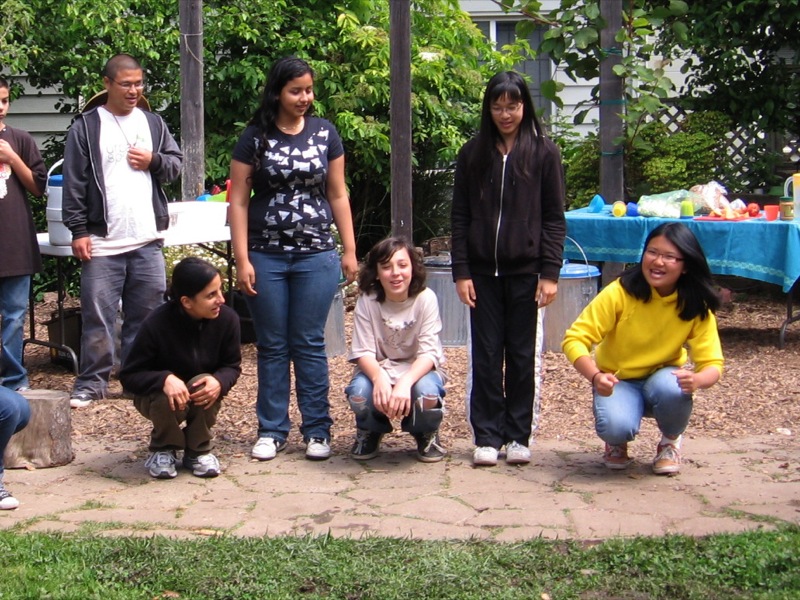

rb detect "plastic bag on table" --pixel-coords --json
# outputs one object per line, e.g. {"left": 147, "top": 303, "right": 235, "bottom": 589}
{"left": 690, "top": 181, "right": 730, "bottom": 214}
{"left": 637, "top": 190, "right": 701, "bottom": 218}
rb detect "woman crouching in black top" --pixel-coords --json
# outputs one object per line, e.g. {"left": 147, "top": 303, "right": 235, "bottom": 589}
{"left": 120, "top": 257, "right": 241, "bottom": 479}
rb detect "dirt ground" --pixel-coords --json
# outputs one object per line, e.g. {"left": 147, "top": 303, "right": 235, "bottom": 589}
{"left": 22, "top": 284, "right": 800, "bottom": 459}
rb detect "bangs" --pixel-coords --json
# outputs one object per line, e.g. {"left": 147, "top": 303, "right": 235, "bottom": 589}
{"left": 488, "top": 83, "right": 524, "bottom": 104}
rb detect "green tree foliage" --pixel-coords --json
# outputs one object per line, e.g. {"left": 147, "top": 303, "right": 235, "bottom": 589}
{"left": 492, "top": 0, "right": 690, "bottom": 151}
{"left": 0, "top": 0, "right": 35, "bottom": 77}
{"left": 657, "top": 0, "right": 800, "bottom": 134}
{"left": 13, "top": 0, "right": 524, "bottom": 253}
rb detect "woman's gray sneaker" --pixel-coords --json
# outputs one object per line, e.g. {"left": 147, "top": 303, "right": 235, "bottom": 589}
{"left": 144, "top": 450, "right": 177, "bottom": 479}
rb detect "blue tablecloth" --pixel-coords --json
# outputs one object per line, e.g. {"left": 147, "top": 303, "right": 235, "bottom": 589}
{"left": 565, "top": 207, "right": 800, "bottom": 293}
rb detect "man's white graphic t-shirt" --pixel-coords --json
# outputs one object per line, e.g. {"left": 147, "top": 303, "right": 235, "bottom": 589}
{"left": 92, "top": 106, "right": 158, "bottom": 256}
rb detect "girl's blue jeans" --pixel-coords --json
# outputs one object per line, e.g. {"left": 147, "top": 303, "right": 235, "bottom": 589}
{"left": 345, "top": 370, "right": 445, "bottom": 434}
{"left": 245, "top": 249, "right": 339, "bottom": 443}
{"left": 593, "top": 366, "right": 693, "bottom": 445}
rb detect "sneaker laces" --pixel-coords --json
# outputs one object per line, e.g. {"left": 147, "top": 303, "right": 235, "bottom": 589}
{"left": 605, "top": 444, "right": 627, "bottom": 459}
{"left": 196, "top": 454, "right": 219, "bottom": 469}
{"left": 145, "top": 451, "right": 175, "bottom": 469}
{"left": 657, "top": 443, "right": 680, "bottom": 462}
{"left": 353, "top": 430, "right": 371, "bottom": 452}
{"left": 420, "top": 433, "right": 439, "bottom": 453}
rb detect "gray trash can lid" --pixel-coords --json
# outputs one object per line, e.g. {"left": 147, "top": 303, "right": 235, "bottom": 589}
{"left": 560, "top": 262, "right": 600, "bottom": 278}
{"left": 424, "top": 255, "right": 452, "bottom": 267}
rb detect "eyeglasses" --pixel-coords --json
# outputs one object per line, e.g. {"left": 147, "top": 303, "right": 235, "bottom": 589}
{"left": 644, "top": 248, "right": 684, "bottom": 264}
{"left": 490, "top": 103, "right": 522, "bottom": 116}
{"left": 111, "top": 78, "right": 146, "bottom": 91}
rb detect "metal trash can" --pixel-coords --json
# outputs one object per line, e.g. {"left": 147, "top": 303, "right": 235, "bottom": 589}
{"left": 324, "top": 289, "right": 347, "bottom": 357}
{"left": 423, "top": 255, "right": 469, "bottom": 347}
{"left": 543, "top": 261, "right": 600, "bottom": 352}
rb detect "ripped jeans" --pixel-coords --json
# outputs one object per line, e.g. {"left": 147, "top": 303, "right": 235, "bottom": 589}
{"left": 345, "top": 370, "right": 445, "bottom": 434}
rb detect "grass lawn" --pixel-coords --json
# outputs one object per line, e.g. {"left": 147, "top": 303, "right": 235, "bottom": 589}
{"left": 1, "top": 526, "right": 798, "bottom": 599}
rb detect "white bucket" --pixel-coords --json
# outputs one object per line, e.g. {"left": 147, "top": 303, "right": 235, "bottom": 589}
{"left": 45, "top": 159, "right": 70, "bottom": 245}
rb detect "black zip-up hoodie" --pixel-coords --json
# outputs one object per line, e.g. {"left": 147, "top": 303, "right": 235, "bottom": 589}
{"left": 119, "top": 302, "right": 241, "bottom": 397}
{"left": 451, "top": 136, "right": 566, "bottom": 282}
{"left": 62, "top": 107, "right": 183, "bottom": 240}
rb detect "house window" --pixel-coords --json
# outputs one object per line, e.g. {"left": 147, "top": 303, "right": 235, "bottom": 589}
{"left": 474, "top": 20, "right": 551, "bottom": 118}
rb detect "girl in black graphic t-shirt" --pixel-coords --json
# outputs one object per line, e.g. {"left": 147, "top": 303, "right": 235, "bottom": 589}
{"left": 229, "top": 56, "right": 357, "bottom": 463}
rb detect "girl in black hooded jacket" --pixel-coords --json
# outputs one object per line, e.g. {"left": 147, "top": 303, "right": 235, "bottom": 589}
{"left": 451, "top": 71, "right": 566, "bottom": 467}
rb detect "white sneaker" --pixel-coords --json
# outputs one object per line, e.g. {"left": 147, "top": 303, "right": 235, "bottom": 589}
{"left": 505, "top": 441, "right": 531, "bottom": 465}
{"left": 251, "top": 437, "right": 286, "bottom": 461}
{"left": 306, "top": 438, "right": 331, "bottom": 461}
{"left": 473, "top": 446, "right": 499, "bottom": 466}
{"left": 183, "top": 453, "right": 221, "bottom": 478}
{"left": 0, "top": 487, "right": 20, "bottom": 510}
{"left": 69, "top": 393, "right": 93, "bottom": 408}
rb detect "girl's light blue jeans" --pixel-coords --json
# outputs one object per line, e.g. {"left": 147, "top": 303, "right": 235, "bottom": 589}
{"left": 246, "top": 249, "right": 339, "bottom": 443}
{"left": 345, "top": 370, "right": 445, "bottom": 434}
{"left": 593, "top": 367, "right": 693, "bottom": 445}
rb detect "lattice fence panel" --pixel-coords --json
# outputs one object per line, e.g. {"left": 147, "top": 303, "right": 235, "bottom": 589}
{"left": 655, "top": 103, "right": 796, "bottom": 191}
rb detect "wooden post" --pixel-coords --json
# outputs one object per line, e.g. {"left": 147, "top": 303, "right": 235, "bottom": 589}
{"left": 180, "top": 0, "right": 205, "bottom": 201}
{"left": 599, "top": 0, "right": 624, "bottom": 203}
{"left": 389, "top": 0, "right": 413, "bottom": 241}
{"left": 599, "top": 0, "right": 625, "bottom": 285}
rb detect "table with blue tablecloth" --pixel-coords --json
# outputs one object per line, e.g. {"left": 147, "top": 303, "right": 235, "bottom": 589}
{"left": 564, "top": 206, "right": 800, "bottom": 347}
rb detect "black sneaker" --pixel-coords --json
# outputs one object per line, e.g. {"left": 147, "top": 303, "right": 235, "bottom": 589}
{"left": 350, "top": 429, "right": 383, "bottom": 460}
{"left": 0, "top": 486, "right": 20, "bottom": 510}
{"left": 414, "top": 432, "right": 447, "bottom": 463}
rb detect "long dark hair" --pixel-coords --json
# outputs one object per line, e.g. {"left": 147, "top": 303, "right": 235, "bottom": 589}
{"left": 166, "top": 257, "right": 221, "bottom": 305}
{"left": 620, "top": 222, "right": 720, "bottom": 320}
{"left": 467, "top": 71, "right": 545, "bottom": 183}
{"left": 247, "top": 56, "right": 315, "bottom": 172}
{"left": 250, "top": 56, "right": 314, "bottom": 133}
{"left": 358, "top": 237, "right": 427, "bottom": 303}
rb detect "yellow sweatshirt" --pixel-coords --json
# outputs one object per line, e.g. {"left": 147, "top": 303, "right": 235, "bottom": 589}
{"left": 562, "top": 279, "right": 723, "bottom": 380}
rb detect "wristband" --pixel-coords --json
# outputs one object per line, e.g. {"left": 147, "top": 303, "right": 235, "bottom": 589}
{"left": 591, "top": 371, "right": 602, "bottom": 387}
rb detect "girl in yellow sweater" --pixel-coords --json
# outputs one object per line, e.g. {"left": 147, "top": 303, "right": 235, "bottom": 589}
{"left": 562, "top": 222, "right": 723, "bottom": 474}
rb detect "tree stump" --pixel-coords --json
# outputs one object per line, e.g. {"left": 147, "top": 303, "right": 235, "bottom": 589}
{"left": 3, "top": 390, "right": 73, "bottom": 468}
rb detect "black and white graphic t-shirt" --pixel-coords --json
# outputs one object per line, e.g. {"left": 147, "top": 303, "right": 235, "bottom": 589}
{"left": 232, "top": 116, "right": 344, "bottom": 253}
